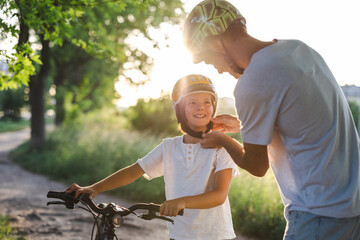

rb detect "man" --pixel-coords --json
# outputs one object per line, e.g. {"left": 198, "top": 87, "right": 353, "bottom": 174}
{"left": 183, "top": 0, "right": 360, "bottom": 239}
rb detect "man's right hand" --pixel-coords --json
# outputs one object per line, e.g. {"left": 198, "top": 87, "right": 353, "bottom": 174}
{"left": 66, "top": 183, "right": 97, "bottom": 199}
{"left": 212, "top": 114, "right": 241, "bottom": 133}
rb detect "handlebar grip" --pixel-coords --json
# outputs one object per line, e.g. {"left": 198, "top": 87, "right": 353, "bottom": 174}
{"left": 47, "top": 191, "right": 75, "bottom": 200}
{"left": 47, "top": 191, "right": 79, "bottom": 209}
{"left": 145, "top": 203, "right": 184, "bottom": 216}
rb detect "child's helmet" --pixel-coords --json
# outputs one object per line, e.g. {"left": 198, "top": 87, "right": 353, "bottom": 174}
{"left": 183, "top": 0, "right": 242, "bottom": 54}
{"left": 172, "top": 74, "right": 218, "bottom": 107}
{"left": 172, "top": 74, "right": 218, "bottom": 138}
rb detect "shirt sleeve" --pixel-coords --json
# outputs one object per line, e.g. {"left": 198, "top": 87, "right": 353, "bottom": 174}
{"left": 137, "top": 142, "right": 164, "bottom": 180}
{"left": 215, "top": 147, "right": 239, "bottom": 178}
{"left": 234, "top": 84, "right": 279, "bottom": 146}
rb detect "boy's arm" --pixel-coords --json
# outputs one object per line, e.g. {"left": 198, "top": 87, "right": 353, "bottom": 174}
{"left": 160, "top": 168, "right": 232, "bottom": 217}
{"left": 67, "top": 163, "right": 145, "bottom": 199}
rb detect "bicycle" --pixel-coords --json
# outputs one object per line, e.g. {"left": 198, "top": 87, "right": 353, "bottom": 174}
{"left": 47, "top": 191, "right": 183, "bottom": 240}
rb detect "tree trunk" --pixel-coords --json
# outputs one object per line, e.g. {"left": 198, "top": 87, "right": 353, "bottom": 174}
{"left": 29, "top": 36, "right": 50, "bottom": 149}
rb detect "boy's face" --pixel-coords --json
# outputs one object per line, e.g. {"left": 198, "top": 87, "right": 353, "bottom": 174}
{"left": 183, "top": 92, "right": 214, "bottom": 132}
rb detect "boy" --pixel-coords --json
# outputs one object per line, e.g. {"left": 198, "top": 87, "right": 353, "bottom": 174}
{"left": 67, "top": 74, "right": 239, "bottom": 239}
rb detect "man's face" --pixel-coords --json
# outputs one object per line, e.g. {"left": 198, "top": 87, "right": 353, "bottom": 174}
{"left": 192, "top": 37, "right": 243, "bottom": 79}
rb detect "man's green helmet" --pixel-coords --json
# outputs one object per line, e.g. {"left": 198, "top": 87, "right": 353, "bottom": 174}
{"left": 183, "top": 0, "right": 242, "bottom": 54}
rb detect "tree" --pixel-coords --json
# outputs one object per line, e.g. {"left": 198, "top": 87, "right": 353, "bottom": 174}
{"left": 1, "top": 0, "right": 184, "bottom": 148}
{"left": 1, "top": 0, "right": 88, "bottom": 147}
{"left": 49, "top": 0, "right": 184, "bottom": 125}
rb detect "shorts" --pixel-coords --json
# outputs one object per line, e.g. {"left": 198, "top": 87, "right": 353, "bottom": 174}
{"left": 283, "top": 210, "right": 360, "bottom": 240}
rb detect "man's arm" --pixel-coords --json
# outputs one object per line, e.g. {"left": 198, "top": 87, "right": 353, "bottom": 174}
{"left": 201, "top": 131, "right": 269, "bottom": 177}
{"left": 159, "top": 168, "right": 233, "bottom": 217}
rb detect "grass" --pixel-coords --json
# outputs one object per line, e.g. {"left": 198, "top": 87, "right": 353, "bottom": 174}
{"left": 11, "top": 112, "right": 286, "bottom": 240}
{"left": 0, "top": 215, "right": 25, "bottom": 240}
{"left": 0, "top": 117, "right": 54, "bottom": 133}
{"left": 0, "top": 119, "right": 29, "bottom": 133}
{"left": 229, "top": 171, "right": 285, "bottom": 239}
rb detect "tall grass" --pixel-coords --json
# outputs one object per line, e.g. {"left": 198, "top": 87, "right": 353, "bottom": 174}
{"left": 11, "top": 111, "right": 285, "bottom": 239}
{"left": 229, "top": 171, "right": 285, "bottom": 239}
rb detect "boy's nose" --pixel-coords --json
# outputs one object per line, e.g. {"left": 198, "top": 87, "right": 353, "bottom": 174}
{"left": 197, "top": 103, "right": 205, "bottom": 109}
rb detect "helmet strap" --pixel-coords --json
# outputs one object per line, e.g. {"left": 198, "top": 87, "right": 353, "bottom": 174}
{"left": 181, "top": 121, "right": 213, "bottom": 138}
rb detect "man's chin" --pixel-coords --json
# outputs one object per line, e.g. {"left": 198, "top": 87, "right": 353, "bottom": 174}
{"left": 231, "top": 72, "right": 242, "bottom": 79}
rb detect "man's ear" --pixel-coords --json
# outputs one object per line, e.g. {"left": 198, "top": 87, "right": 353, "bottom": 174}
{"left": 240, "top": 17, "right": 246, "bottom": 26}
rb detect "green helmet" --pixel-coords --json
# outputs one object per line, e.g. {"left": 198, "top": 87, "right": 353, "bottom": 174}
{"left": 183, "top": 0, "right": 242, "bottom": 54}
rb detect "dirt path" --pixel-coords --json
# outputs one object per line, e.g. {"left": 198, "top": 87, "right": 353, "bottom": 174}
{"left": 0, "top": 129, "right": 255, "bottom": 240}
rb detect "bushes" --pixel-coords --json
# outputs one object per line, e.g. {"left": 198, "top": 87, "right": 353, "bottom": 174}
{"left": 229, "top": 171, "right": 285, "bottom": 240}
{"left": 122, "top": 95, "right": 180, "bottom": 137}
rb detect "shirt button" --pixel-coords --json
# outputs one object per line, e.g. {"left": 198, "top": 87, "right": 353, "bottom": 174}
{"left": 188, "top": 157, "right": 191, "bottom": 160}
{"left": 188, "top": 152, "right": 191, "bottom": 154}
{"left": 188, "top": 146, "right": 192, "bottom": 149}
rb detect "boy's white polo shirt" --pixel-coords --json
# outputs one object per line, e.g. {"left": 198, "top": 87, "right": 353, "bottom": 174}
{"left": 137, "top": 135, "right": 239, "bottom": 240}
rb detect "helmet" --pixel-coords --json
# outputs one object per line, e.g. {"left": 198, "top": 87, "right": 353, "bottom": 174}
{"left": 172, "top": 74, "right": 217, "bottom": 106}
{"left": 172, "top": 74, "right": 217, "bottom": 138}
{"left": 183, "top": 0, "right": 242, "bottom": 54}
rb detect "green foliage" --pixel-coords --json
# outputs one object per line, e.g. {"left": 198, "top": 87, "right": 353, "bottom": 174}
{"left": 229, "top": 170, "right": 285, "bottom": 240}
{"left": 0, "top": 0, "right": 185, "bottom": 89}
{"left": 0, "top": 0, "right": 83, "bottom": 89}
{"left": 0, "top": 43, "right": 41, "bottom": 90}
{"left": 0, "top": 215, "right": 25, "bottom": 240}
{"left": 46, "top": 0, "right": 185, "bottom": 122}
{"left": 123, "top": 94, "right": 180, "bottom": 137}
{"left": 0, "top": 215, "right": 13, "bottom": 239}
{"left": 348, "top": 100, "right": 359, "bottom": 129}
{"left": 0, "top": 86, "right": 26, "bottom": 121}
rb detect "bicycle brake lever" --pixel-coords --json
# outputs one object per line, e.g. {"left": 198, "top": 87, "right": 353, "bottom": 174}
{"left": 140, "top": 210, "right": 175, "bottom": 224}
{"left": 47, "top": 201, "right": 66, "bottom": 206}
{"left": 47, "top": 200, "right": 76, "bottom": 209}
{"left": 140, "top": 214, "right": 174, "bottom": 224}
{"left": 156, "top": 215, "right": 175, "bottom": 224}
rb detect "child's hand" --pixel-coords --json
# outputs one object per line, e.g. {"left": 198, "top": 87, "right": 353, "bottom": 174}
{"left": 200, "top": 131, "right": 225, "bottom": 148}
{"left": 66, "top": 183, "right": 97, "bottom": 200}
{"left": 160, "top": 198, "right": 186, "bottom": 217}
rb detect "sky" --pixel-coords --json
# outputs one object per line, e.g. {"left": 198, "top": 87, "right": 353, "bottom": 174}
{"left": 116, "top": 0, "right": 360, "bottom": 108}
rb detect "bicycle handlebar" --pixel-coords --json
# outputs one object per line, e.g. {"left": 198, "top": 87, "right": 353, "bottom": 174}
{"left": 47, "top": 191, "right": 183, "bottom": 223}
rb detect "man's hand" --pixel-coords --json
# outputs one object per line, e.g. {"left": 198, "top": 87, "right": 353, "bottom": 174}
{"left": 160, "top": 198, "right": 186, "bottom": 217}
{"left": 212, "top": 114, "right": 241, "bottom": 133}
{"left": 66, "top": 183, "right": 97, "bottom": 199}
